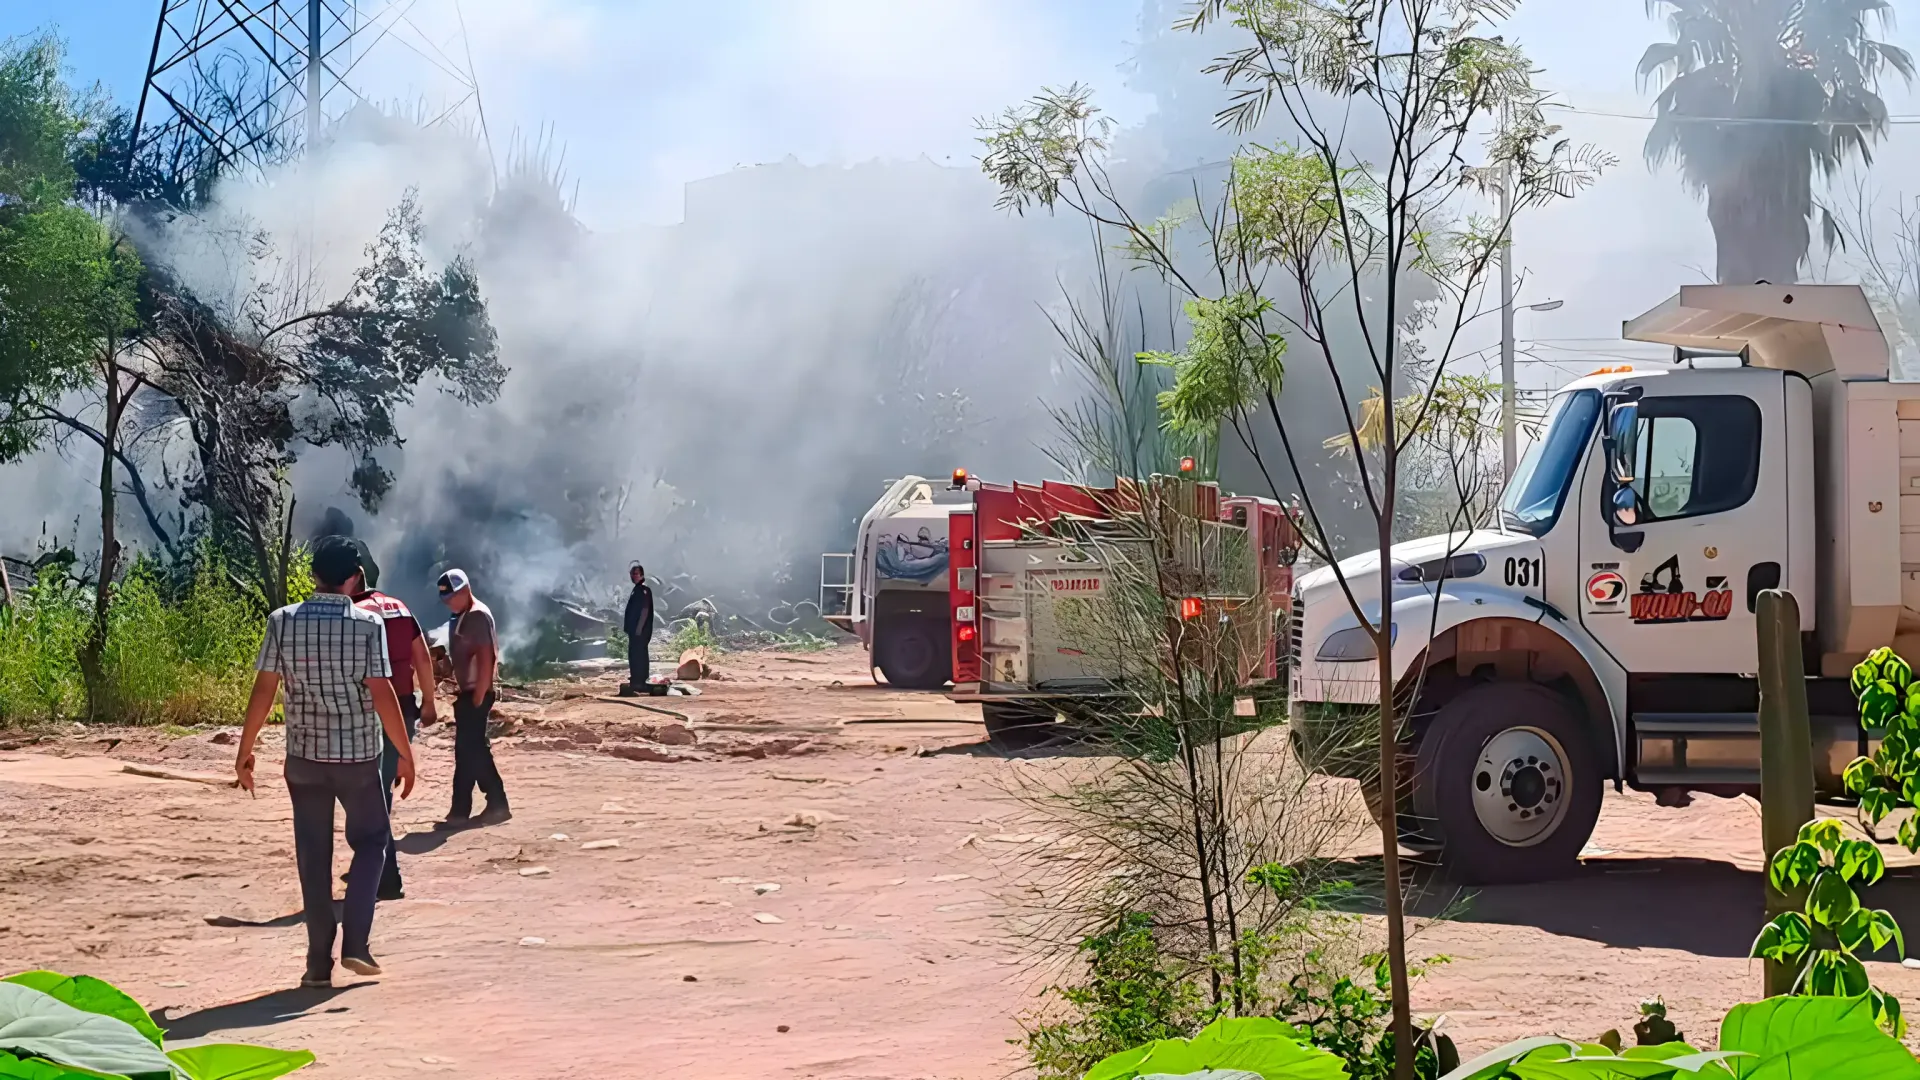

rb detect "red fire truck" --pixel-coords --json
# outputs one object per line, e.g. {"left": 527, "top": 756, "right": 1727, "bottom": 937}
{"left": 824, "top": 468, "right": 1300, "bottom": 746}
{"left": 945, "top": 469, "right": 1300, "bottom": 747}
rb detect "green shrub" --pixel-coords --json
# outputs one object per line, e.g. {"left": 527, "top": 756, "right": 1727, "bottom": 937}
{"left": 669, "top": 614, "right": 719, "bottom": 655}
{"left": 1273, "top": 951, "right": 1453, "bottom": 1080}
{"left": 0, "top": 570, "right": 89, "bottom": 724}
{"left": 0, "top": 541, "right": 311, "bottom": 729}
{"left": 1023, "top": 913, "right": 1212, "bottom": 1080}
{"left": 97, "top": 554, "right": 266, "bottom": 726}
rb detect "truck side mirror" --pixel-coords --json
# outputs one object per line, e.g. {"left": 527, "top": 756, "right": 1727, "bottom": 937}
{"left": 1601, "top": 396, "right": 1640, "bottom": 486}
{"left": 1611, "top": 486, "right": 1638, "bottom": 528}
{"left": 1598, "top": 388, "right": 1645, "bottom": 552}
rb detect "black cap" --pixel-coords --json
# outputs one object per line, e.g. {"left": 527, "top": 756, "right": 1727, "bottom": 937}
{"left": 311, "top": 535, "right": 364, "bottom": 588}
{"left": 352, "top": 538, "right": 380, "bottom": 590}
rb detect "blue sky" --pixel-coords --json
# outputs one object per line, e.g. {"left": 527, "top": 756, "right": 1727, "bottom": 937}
{"left": 9, "top": 1, "right": 1920, "bottom": 386}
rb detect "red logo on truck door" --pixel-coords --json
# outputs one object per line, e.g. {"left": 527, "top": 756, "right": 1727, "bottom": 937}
{"left": 1628, "top": 556, "right": 1732, "bottom": 623}
{"left": 1585, "top": 570, "right": 1625, "bottom": 605}
{"left": 1050, "top": 577, "right": 1103, "bottom": 593}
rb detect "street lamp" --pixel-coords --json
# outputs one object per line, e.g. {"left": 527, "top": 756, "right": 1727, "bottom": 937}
{"left": 1499, "top": 296, "right": 1564, "bottom": 481}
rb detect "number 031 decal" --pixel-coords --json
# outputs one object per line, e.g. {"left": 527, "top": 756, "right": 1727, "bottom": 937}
{"left": 1504, "top": 556, "right": 1542, "bottom": 588}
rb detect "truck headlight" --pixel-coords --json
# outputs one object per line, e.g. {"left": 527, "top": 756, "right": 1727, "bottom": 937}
{"left": 1316, "top": 624, "right": 1395, "bottom": 662}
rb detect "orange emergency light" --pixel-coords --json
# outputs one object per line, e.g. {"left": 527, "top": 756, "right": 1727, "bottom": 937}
{"left": 1179, "top": 597, "right": 1204, "bottom": 620}
{"left": 951, "top": 467, "right": 969, "bottom": 488}
{"left": 1178, "top": 456, "right": 1196, "bottom": 474}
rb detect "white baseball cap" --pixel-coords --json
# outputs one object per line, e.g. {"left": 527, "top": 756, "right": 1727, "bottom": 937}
{"left": 436, "top": 568, "right": 471, "bottom": 596}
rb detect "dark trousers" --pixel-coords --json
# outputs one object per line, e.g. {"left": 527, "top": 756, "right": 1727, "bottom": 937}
{"left": 378, "top": 695, "right": 420, "bottom": 892}
{"left": 450, "top": 691, "right": 504, "bottom": 817}
{"left": 628, "top": 632, "right": 650, "bottom": 690}
{"left": 285, "top": 755, "right": 388, "bottom": 970}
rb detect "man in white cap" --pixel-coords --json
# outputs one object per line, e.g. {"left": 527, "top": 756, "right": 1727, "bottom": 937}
{"left": 436, "top": 568, "right": 509, "bottom": 827}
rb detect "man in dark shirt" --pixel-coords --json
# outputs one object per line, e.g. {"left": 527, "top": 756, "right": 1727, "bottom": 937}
{"left": 622, "top": 562, "right": 654, "bottom": 695}
{"left": 351, "top": 554, "right": 438, "bottom": 899}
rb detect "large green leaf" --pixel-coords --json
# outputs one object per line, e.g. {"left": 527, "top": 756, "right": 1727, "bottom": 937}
{"left": 1845, "top": 756, "right": 1880, "bottom": 795}
{"left": 1497, "top": 1041, "right": 1740, "bottom": 1078}
{"left": 1718, "top": 996, "right": 1920, "bottom": 1079}
{"left": 1860, "top": 682, "right": 1899, "bottom": 728}
{"left": 0, "top": 976, "right": 162, "bottom": 1050}
{"left": 1083, "top": 1017, "right": 1346, "bottom": 1080}
{"left": 1766, "top": 845, "right": 1819, "bottom": 893}
{"left": 1801, "top": 951, "right": 1870, "bottom": 997}
{"left": 1442, "top": 1038, "right": 1582, "bottom": 1080}
{"left": 1795, "top": 820, "right": 1844, "bottom": 854}
{"left": 164, "top": 1045, "right": 313, "bottom": 1080}
{"left": 1860, "top": 788, "right": 1897, "bottom": 826}
{"left": 1853, "top": 651, "right": 1886, "bottom": 694}
{"left": 1805, "top": 871, "right": 1860, "bottom": 929}
{"left": 0, "top": 985, "right": 172, "bottom": 1080}
{"left": 1749, "top": 913, "right": 1810, "bottom": 964}
{"left": 0, "top": 1049, "right": 131, "bottom": 1079}
{"left": 1886, "top": 653, "right": 1915, "bottom": 691}
{"left": 1835, "top": 840, "right": 1887, "bottom": 886}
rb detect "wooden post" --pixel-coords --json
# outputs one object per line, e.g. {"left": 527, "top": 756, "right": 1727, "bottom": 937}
{"left": 1755, "top": 588, "right": 1815, "bottom": 997}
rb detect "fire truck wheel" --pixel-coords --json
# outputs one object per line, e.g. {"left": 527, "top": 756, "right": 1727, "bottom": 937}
{"left": 1418, "top": 682, "right": 1601, "bottom": 885}
{"left": 876, "top": 617, "right": 951, "bottom": 690}
{"left": 981, "top": 701, "right": 1057, "bottom": 751}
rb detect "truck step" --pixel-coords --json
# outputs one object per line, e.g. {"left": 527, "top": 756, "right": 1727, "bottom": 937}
{"left": 1632, "top": 711, "right": 1759, "bottom": 787}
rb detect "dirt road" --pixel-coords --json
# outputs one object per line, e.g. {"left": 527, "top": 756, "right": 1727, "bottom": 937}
{"left": 2, "top": 644, "right": 1917, "bottom": 1077}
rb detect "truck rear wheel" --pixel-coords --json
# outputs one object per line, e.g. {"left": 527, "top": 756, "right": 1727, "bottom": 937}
{"left": 1416, "top": 682, "right": 1601, "bottom": 884}
{"left": 876, "top": 616, "right": 951, "bottom": 690}
{"left": 981, "top": 701, "right": 1058, "bottom": 750}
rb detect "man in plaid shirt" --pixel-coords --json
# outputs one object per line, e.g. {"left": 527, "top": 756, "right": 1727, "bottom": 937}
{"left": 235, "top": 536, "right": 416, "bottom": 987}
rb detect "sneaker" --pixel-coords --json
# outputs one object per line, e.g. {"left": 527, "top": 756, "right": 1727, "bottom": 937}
{"left": 476, "top": 802, "right": 512, "bottom": 826}
{"left": 434, "top": 813, "right": 472, "bottom": 831}
{"left": 377, "top": 882, "right": 405, "bottom": 902}
{"left": 340, "top": 954, "right": 383, "bottom": 977}
{"left": 300, "top": 965, "right": 332, "bottom": 989}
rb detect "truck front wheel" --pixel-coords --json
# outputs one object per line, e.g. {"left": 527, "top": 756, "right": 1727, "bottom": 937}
{"left": 1416, "top": 682, "right": 1601, "bottom": 884}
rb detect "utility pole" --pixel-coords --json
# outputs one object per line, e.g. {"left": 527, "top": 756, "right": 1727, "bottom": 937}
{"left": 1499, "top": 158, "right": 1517, "bottom": 481}
{"left": 307, "top": 0, "right": 323, "bottom": 147}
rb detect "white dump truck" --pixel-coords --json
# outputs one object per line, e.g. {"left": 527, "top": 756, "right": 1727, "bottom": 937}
{"left": 820, "top": 475, "right": 971, "bottom": 689}
{"left": 1288, "top": 284, "right": 1906, "bottom": 882}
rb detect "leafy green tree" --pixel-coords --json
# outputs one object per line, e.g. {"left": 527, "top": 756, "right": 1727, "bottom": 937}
{"left": 984, "top": 5, "right": 1610, "bottom": 1076}
{"left": 143, "top": 192, "right": 503, "bottom": 608}
{"left": 0, "top": 34, "right": 149, "bottom": 716}
{"left": 0, "top": 33, "right": 102, "bottom": 460}
{"left": 1639, "top": 0, "right": 1915, "bottom": 285}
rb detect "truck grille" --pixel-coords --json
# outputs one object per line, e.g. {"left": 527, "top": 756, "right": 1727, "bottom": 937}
{"left": 1288, "top": 589, "right": 1303, "bottom": 669}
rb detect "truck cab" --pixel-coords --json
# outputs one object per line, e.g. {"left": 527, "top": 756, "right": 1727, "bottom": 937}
{"left": 1289, "top": 285, "right": 1904, "bottom": 882}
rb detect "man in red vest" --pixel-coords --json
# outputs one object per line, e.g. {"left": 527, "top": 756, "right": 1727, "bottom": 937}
{"left": 348, "top": 548, "right": 439, "bottom": 899}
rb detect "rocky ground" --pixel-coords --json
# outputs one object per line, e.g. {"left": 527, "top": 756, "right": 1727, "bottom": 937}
{"left": 2, "top": 643, "right": 1918, "bottom": 1077}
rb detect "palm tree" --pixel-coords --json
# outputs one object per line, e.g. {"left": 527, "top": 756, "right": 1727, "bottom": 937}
{"left": 1640, "top": 0, "right": 1914, "bottom": 285}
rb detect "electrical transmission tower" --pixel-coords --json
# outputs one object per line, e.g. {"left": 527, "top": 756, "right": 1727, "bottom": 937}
{"left": 131, "top": 0, "right": 484, "bottom": 183}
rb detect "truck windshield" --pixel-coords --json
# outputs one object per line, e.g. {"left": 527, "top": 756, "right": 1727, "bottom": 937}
{"left": 1499, "top": 388, "right": 1599, "bottom": 536}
